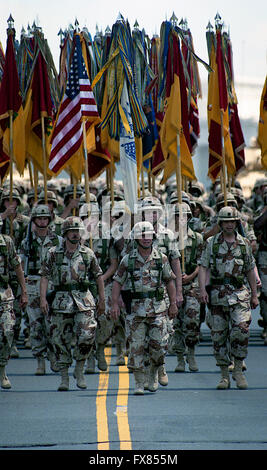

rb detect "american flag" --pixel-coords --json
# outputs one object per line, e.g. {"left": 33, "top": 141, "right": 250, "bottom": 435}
{"left": 49, "top": 34, "right": 99, "bottom": 173}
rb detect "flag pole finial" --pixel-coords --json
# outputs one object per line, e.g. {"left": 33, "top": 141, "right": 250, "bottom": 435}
{"left": 206, "top": 21, "right": 214, "bottom": 32}
{"left": 215, "top": 12, "right": 223, "bottom": 29}
{"left": 170, "top": 12, "right": 178, "bottom": 26}
{"left": 7, "top": 14, "right": 14, "bottom": 33}
{"left": 74, "top": 18, "right": 80, "bottom": 33}
{"left": 133, "top": 20, "right": 139, "bottom": 31}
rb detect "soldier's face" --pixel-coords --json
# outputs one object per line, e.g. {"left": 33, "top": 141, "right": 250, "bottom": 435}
{"left": 34, "top": 217, "right": 50, "bottom": 228}
{"left": 137, "top": 234, "right": 153, "bottom": 249}
{"left": 221, "top": 220, "right": 237, "bottom": 233}
{"left": 66, "top": 229, "right": 81, "bottom": 244}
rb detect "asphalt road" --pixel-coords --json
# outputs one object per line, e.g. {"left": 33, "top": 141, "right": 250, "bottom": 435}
{"left": 1, "top": 307, "right": 267, "bottom": 462}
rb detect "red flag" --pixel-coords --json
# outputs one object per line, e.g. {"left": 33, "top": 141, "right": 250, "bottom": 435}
{"left": 31, "top": 51, "right": 53, "bottom": 140}
{"left": 0, "top": 30, "right": 26, "bottom": 175}
{"left": 0, "top": 32, "right": 22, "bottom": 126}
{"left": 49, "top": 34, "right": 100, "bottom": 175}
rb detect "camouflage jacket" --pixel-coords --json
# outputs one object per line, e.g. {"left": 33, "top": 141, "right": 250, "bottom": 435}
{"left": 0, "top": 233, "right": 21, "bottom": 302}
{"left": 40, "top": 241, "right": 103, "bottom": 312}
{"left": 199, "top": 231, "right": 255, "bottom": 306}
{"left": 83, "top": 222, "right": 118, "bottom": 285}
{"left": 20, "top": 230, "right": 63, "bottom": 296}
{"left": 182, "top": 227, "right": 203, "bottom": 287}
{"left": 113, "top": 246, "right": 175, "bottom": 316}
{"left": 1, "top": 213, "right": 30, "bottom": 249}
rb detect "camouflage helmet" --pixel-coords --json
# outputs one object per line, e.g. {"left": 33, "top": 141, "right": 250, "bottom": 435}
{"left": 1, "top": 188, "right": 21, "bottom": 205}
{"left": 174, "top": 202, "right": 192, "bottom": 218}
{"left": 189, "top": 180, "right": 205, "bottom": 196}
{"left": 38, "top": 190, "right": 58, "bottom": 207}
{"left": 216, "top": 192, "right": 237, "bottom": 209}
{"left": 79, "top": 192, "right": 97, "bottom": 207}
{"left": 133, "top": 221, "right": 155, "bottom": 239}
{"left": 63, "top": 184, "right": 83, "bottom": 202}
{"left": 62, "top": 216, "right": 84, "bottom": 235}
{"left": 31, "top": 204, "right": 52, "bottom": 220}
{"left": 111, "top": 200, "right": 130, "bottom": 217}
{"left": 231, "top": 187, "right": 245, "bottom": 202}
{"left": 218, "top": 206, "right": 240, "bottom": 225}
{"left": 79, "top": 202, "right": 99, "bottom": 218}
{"left": 141, "top": 196, "right": 163, "bottom": 214}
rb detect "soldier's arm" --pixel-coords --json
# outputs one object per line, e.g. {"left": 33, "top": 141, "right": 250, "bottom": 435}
{"left": 166, "top": 279, "right": 178, "bottom": 319}
{"left": 170, "top": 257, "right": 183, "bottom": 306}
{"left": 111, "top": 280, "right": 122, "bottom": 320}
{"left": 14, "top": 263, "right": 28, "bottom": 309}
{"left": 246, "top": 269, "right": 259, "bottom": 309}
{"left": 102, "top": 257, "right": 118, "bottom": 282}
{"left": 96, "top": 275, "right": 105, "bottom": 315}
{"left": 254, "top": 207, "right": 267, "bottom": 231}
{"left": 40, "top": 277, "right": 49, "bottom": 315}
{"left": 198, "top": 266, "right": 209, "bottom": 304}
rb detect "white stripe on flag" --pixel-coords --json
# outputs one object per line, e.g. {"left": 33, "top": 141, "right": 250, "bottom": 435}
{"left": 119, "top": 80, "right": 137, "bottom": 214}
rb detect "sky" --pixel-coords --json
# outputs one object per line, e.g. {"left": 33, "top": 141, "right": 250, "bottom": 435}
{"left": 1, "top": 0, "right": 266, "bottom": 84}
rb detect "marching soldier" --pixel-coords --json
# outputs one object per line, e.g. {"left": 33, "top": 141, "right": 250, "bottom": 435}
{"left": 171, "top": 203, "right": 204, "bottom": 372}
{"left": 111, "top": 221, "right": 178, "bottom": 395}
{"left": 198, "top": 207, "right": 258, "bottom": 390}
{"left": 37, "top": 190, "right": 64, "bottom": 235}
{"left": 0, "top": 218, "right": 28, "bottom": 389}
{"left": 40, "top": 216, "right": 105, "bottom": 391}
{"left": 20, "top": 205, "right": 64, "bottom": 375}
{"left": 80, "top": 201, "right": 119, "bottom": 372}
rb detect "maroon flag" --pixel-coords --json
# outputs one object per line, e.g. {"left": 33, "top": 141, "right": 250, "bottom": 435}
{"left": 31, "top": 50, "right": 53, "bottom": 139}
{"left": 0, "top": 31, "right": 22, "bottom": 131}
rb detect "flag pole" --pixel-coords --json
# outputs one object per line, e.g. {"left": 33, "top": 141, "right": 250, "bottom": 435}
{"left": 220, "top": 109, "right": 228, "bottom": 206}
{"left": 9, "top": 110, "right": 14, "bottom": 237}
{"left": 176, "top": 133, "right": 185, "bottom": 273}
{"left": 33, "top": 163, "right": 38, "bottom": 202}
{"left": 110, "top": 156, "right": 114, "bottom": 207}
{"left": 82, "top": 119, "right": 92, "bottom": 249}
{"left": 41, "top": 115, "right": 48, "bottom": 204}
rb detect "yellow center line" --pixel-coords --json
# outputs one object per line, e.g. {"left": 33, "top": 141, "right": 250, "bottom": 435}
{"left": 116, "top": 357, "right": 132, "bottom": 450}
{"left": 96, "top": 346, "right": 112, "bottom": 450}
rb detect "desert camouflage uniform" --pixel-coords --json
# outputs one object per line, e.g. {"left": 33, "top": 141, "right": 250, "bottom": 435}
{"left": 84, "top": 222, "right": 119, "bottom": 347}
{"left": 40, "top": 241, "right": 102, "bottom": 369}
{"left": 113, "top": 247, "right": 175, "bottom": 372}
{"left": 1, "top": 213, "right": 30, "bottom": 346}
{"left": 20, "top": 230, "right": 63, "bottom": 362}
{"left": 254, "top": 206, "right": 267, "bottom": 338}
{"left": 199, "top": 231, "right": 255, "bottom": 366}
{"left": 172, "top": 227, "right": 204, "bottom": 355}
{"left": 0, "top": 234, "right": 21, "bottom": 367}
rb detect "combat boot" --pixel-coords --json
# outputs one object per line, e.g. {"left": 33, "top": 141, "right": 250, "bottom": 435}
{"left": 73, "top": 360, "right": 87, "bottom": 389}
{"left": 217, "top": 366, "right": 231, "bottom": 389}
{"left": 0, "top": 367, "right": 11, "bottom": 389}
{"left": 85, "top": 351, "right": 95, "bottom": 374}
{"left": 233, "top": 359, "right": 248, "bottom": 389}
{"left": 133, "top": 370, "right": 145, "bottom": 395}
{"left": 158, "top": 363, "right": 168, "bottom": 386}
{"left": 10, "top": 344, "right": 19, "bottom": 358}
{"left": 147, "top": 364, "right": 159, "bottom": 392}
{"left": 115, "top": 343, "right": 125, "bottom": 366}
{"left": 175, "top": 353, "right": 185, "bottom": 372}
{"left": 47, "top": 351, "right": 60, "bottom": 373}
{"left": 35, "top": 357, "right": 46, "bottom": 375}
{"left": 186, "top": 347, "right": 199, "bottom": 372}
{"left": 58, "top": 368, "right": 69, "bottom": 391}
{"left": 143, "top": 365, "right": 150, "bottom": 390}
{"left": 96, "top": 345, "right": 107, "bottom": 371}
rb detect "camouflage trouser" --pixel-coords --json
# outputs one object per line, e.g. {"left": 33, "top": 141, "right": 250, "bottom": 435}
{"left": 258, "top": 251, "right": 267, "bottom": 324}
{"left": 126, "top": 313, "right": 167, "bottom": 371}
{"left": 210, "top": 302, "right": 251, "bottom": 366}
{"left": 9, "top": 282, "right": 22, "bottom": 342}
{"left": 0, "top": 302, "right": 15, "bottom": 367}
{"left": 50, "top": 309, "right": 97, "bottom": 369}
{"left": 172, "top": 284, "right": 200, "bottom": 354}
{"left": 96, "top": 282, "right": 125, "bottom": 347}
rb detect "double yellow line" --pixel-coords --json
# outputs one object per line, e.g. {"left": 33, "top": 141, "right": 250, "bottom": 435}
{"left": 96, "top": 346, "right": 132, "bottom": 450}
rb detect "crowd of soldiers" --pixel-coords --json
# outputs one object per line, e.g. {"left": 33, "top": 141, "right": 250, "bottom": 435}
{"left": 0, "top": 173, "right": 266, "bottom": 394}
